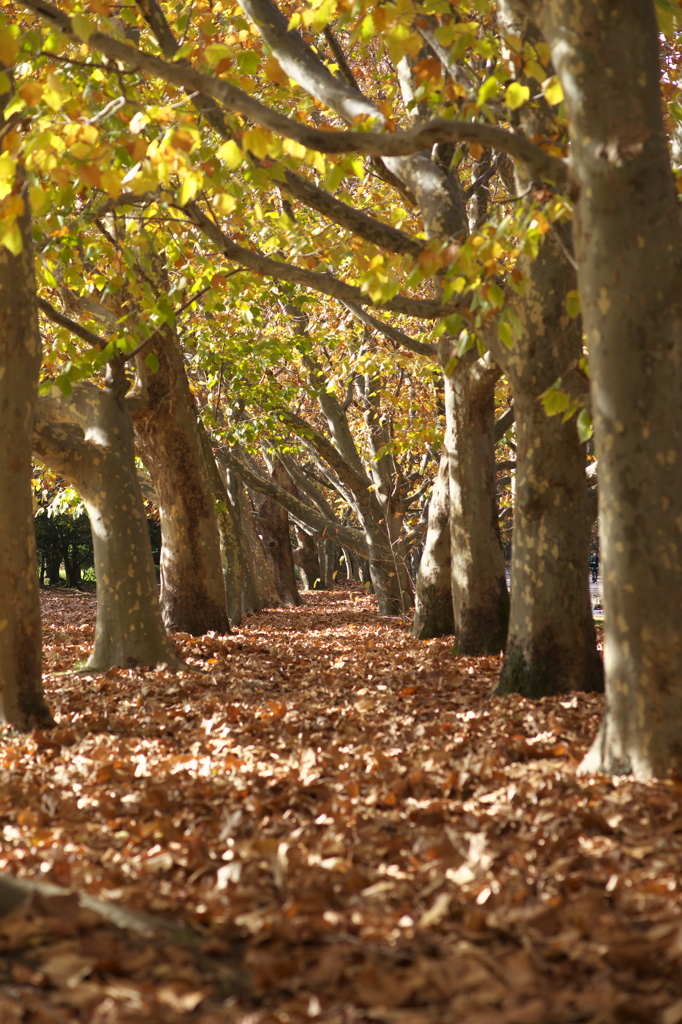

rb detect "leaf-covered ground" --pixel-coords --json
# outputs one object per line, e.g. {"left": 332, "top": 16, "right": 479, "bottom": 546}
{"left": 2, "top": 585, "right": 682, "bottom": 1023}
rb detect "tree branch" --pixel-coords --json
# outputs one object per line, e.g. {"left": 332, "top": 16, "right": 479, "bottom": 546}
{"left": 342, "top": 302, "right": 438, "bottom": 358}
{"left": 38, "top": 298, "right": 108, "bottom": 350}
{"left": 182, "top": 200, "right": 463, "bottom": 319}
{"left": 217, "top": 449, "right": 370, "bottom": 557}
{"left": 20, "top": 0, "right": 568, "bottom": 185}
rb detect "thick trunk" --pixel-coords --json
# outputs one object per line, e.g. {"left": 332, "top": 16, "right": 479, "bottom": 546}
{"left": 446, "top": 355, "right": 509, "bottom": 654}
{"left": 0, "top": 185, "right": 53, "bottom": 729}
{"left": 34, "top": 385, "right": 178, "bottom": 671}
{"left": 534, "top": 0, "right": 682, "bottom": 777}
{"left": 130, "top": 330, "right": 230, "bottom": 635}
{"left": 494, "top": 0, "right": 602, "bottom": 697}
{"left": 412, "top": 451, "right": 454, "bottom": 639}
{"left": 496, "top": 393, "right": 603, "bottom": 696}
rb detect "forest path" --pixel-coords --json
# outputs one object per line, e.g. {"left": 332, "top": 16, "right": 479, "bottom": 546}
{"left": 0, "top": 588, "right": 679, "bottom": 1023}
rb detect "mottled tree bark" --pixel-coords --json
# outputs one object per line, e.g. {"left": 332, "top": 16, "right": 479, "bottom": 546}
{"left": 412, "top": 451, "right": 454, "bottom": 638}
{"left": 35, "top": 384, "right": 178, "bottom": 671}
{"left": 257, "top": 460, "right": 301, "bottom": 606}
{"left": 530, "top": 0, "right": 682, "bottom": 777}
{"left": 493, "top": 0, "right": 602, "bottom": 697}
{"left": 0, "top": 172, "right": 54, "bottom": 728}
{"left": 198, "top": 424, "right": 244, "bottom": 627}
{"left": 491, "top": 232, "right": 602, "bottom": 696}
{"left": 446, "top": 351, "right": 509, "bottom": 654}
{"left": 293, "top": 527, "right": 325, "bottom": 590}
{"left": 129, "top": 329, "right": 230, "bottom": 636}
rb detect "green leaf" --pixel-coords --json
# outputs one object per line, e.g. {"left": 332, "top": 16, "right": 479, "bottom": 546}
{"left": 540, "top": 378, "right": 570, "bottom": 417}
{"left": 477, "top": 76, "right": 500, "bottom": 105}
{"left": 566, "top": 289, "right": 580, "bottom": 318}
{"left": 505, "top": 82, "right": 530, "bottom": 110}
{"left": 577, "top": 408, "right": 593, "bottom": 443}
{"left": 205, "top": 43, "right": 232, "bottom": 67}
{"left": 145, "top": 352, "right": 160, "bottom": 373}
{"left": 487, "top": 283, "right": 505, "bottom": 309}
{"left": 237, "top": 51, "right": 260, "bottom": 75}
{"left": 498, "top": 321, "right": 513, "bottom": 349}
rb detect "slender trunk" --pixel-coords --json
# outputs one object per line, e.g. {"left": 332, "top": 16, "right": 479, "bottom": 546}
{"left": 198, "top": 422, "right": 243, "bottom": 626}
{"left": 231, "top": 475, "right": 281, "bottom": 609}
{"left": 535, "top": 0, "right": 682, "bottom": 777}
{"left": 257, "top": 462, "right": 302, "bottom": 606}
{"left": 34, "top": 385, "right": 178, "bottom": 671}
{"left": 446, "top": 353, "right": 509, "bottom": 654}
{"left": 412, "top": 451, "right": 454, "bottom": 638}
{"left": 0, "top": 177, "right": 53, "bottom": 728}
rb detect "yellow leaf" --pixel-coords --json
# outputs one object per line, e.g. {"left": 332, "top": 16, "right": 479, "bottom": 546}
{"left": 100, "top": 168, "right": 123, "bottom": 199}
{"left": 178, "top": 171, "right": 201, "bottom": 205}
{"left": 71, "top": 13, "right": 95, "bottom": 43}
{"left": 264, "top": 55, "right": 289, "bottom": 88}
{"left": 216, "top": 139, "right": 243, "bottom": 169}
{"left": 19, "top": 81, "right": 44, "bottom": 106}
{"left": 0, "top": 26, "right": 18, "bottom": 65}
{"left": 29, "top": 184, "right": 50, "bottom": 214}
{"left": 242, "top": 127, "right": 274, "bottom": 159}
{"left": 543, "top": 75, "right": 564, "bottom": 106}
{"left": 1, "top": 221, "right": 22, "bottom": 256}
{"left": 306, "top": 148, "right": 326, "bottom": 175}
{"left": 283, "top": 138, "right": 306, "bottom": 160}
{"left": 524, "top": 59, "right": 546, "bottom": 82}
{"left": 212, "top": 193, "right": 237, "bottom": 214}
{"left": 505, "top": 82, "right": 530, "bottom": 110}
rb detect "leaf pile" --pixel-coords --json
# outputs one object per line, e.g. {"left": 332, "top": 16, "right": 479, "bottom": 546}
{"left": 2, "top": 586, "right": 682, "bottom": 1023}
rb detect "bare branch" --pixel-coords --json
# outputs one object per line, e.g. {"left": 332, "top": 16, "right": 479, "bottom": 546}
{"left": 217, "top": 449, "right": 370, "bottom": 557}
{"left": 38, "top": 298, "right": 108, "bottom": 350}
{"left": 342, "top": 302, "right": 438, "bottom": 358}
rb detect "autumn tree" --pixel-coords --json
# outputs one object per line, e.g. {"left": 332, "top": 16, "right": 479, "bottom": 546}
{"left": 0, "top": 79, "right": 54, "bottom": 727}
{"left": 524, "top": 0, "right": 682, "bottom": 778}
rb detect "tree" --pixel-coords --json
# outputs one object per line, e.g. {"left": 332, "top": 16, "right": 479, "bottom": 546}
{"left": 34, "top": 377, "right": 180, "bottom": 671}
{"left": 0, "top": 76, "right": 53, "bottom": 728}
{"left": 525, "top": 0, "right": 682, "bottom": 778}
{"left": 490, "top": 3, "right": 602, "bottom": 696}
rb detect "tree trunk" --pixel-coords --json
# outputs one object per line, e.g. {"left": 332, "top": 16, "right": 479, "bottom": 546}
{"left": 493, "top": 0, "right": 602, "bottom": 698}
{"left": 293, "top": 527, "right": 325, "bottom": 590}
{"left": 35, "top": 384, "right": 178, "bottom": 671}
{"left": 412, "top": 451, "right": 454, "bottom": 638}
{"left": 197, "top": 422, "right": 244, "bottom": 626}
{"left": 496, "top": 390, "right": 603, "bottom": 696}
{"left": 446, "top": 352, "right": 509, "bottom": 654}
{"left": 230, "top": 474, "right": 281, "bottom": 609}
{"left": 257, "top": 462, "right": 302, "bottom": 606}
{"left": 534, "top": 0, "right": 682, "bottom": 777}
{"left": 129, "top": 329, "right": 230, "bottom": 635}
{"left": 0, "top": 175, "right": 54, "bottom": 729}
